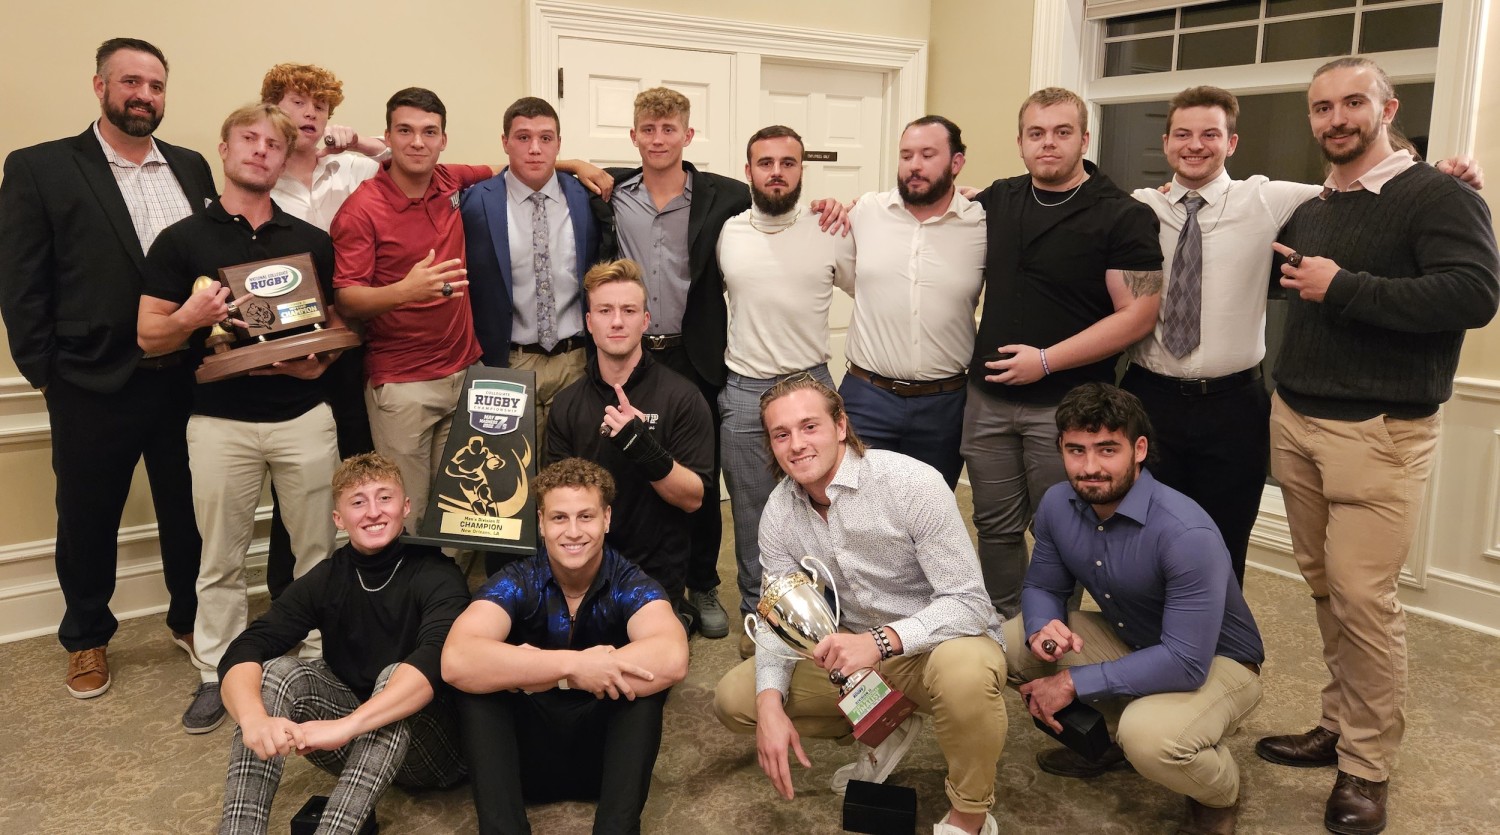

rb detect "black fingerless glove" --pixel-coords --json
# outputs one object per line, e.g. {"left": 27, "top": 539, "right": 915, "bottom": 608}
{"left": 608, "top": 416, "right": 674, "bottom": 481}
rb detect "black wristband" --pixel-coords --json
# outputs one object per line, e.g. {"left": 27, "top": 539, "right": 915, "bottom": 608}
{"left": 608, "top": 416, "right": 674, "bottom": 481}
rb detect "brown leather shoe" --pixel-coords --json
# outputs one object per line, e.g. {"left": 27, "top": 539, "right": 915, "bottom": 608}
{"left": 1256, "top": 726, "right": 1339, "bottom": 767}
{"left": 170, "top": 630, "right": 198, "bottom": 663}
{"left": 66, "top": 647, "right": 110, "bottom": 699}
{"left": 739, "top": 631, "right": 758, "bottom": 660}
{"left": 1178, "top": 796, "right": 1239, "bottom": 834}
{"left": 1036, "top": 743, "right": 1130, "bottom": 778}
{"left": 1324, "top": 770, "right": 1387, "bottom": 834}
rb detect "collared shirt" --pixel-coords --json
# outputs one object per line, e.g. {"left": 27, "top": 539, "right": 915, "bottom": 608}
{"left": 718, "top": 204, "right": 856, "bottom": 378}
{"left": 272, "top": 153, "right": 381, "bottom": 231}
{"left": 1023, "top": 469, "right": 1265, "bottom": 703}
{"left": 476, "top": 546, "right": 668, "bottom": 650}
{"left": 92, "top": 120, "right": 193, "bottom": 253}
{"left": 754, "top": 448, "right": 1004, "bottom": 696}
{"left": 1130, "top": 170, "right": 1320, "bottom": 378}
{"left": 504, "top": 170, "right": 583, "bottom": 344}
{"left": 330, "top": 162, "right": 489, "bottom": 386}
{"left": 613, "top": 171, "right": 693, "bottom": 334}
{"left": 1321, "top": 148, "right": 1418, "bottom": 196}
{"left": 844, "top": 188, "right": 987, "bottom": 380}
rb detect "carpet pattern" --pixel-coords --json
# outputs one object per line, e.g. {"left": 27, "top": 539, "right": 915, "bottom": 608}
{"left": 3, "top": 494, "right": 1498, "bottom": 833}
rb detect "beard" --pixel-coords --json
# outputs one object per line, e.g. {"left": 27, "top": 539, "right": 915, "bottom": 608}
{"left": 1319, "top": 123, "right": 1379, "bottom": 165}
{"left": 751, "top": 179, "right": 802, "bottom": 216}
{"left": 104, "top": 98, "right": 162, "bottom": 138}
{"left": 1070, "top": 466, "right": 1137, "bottom": 508}
{"left": 898, "top": 166, "right": 955, "bottom": 207}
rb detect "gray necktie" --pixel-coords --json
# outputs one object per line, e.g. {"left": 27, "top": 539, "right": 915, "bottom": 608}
{"left": 1163, "top": 192, "right": 1206, "bottom": 358}
{"left": 530, "top": 192, "right": 557, "bottom": 351}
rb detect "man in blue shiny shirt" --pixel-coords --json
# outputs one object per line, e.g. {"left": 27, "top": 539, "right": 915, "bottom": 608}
{"left": 1006, "top": 383, "right": 1263, "bottom": 835}
{"left": 442, "top": 458, "right": 689, "bottom": 834}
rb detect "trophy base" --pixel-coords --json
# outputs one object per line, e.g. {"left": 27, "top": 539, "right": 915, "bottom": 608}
{"left": 1032, "top": 699, "right": 1112, "bottom": 762}
{"left": 842, "top": 779, "right": 917, "bottom": 835}
{"left": 291, "top": 796, "right": 378, "bottom": 835}
{"left": 839, "top": 669, "right": 918, "bottom": 747}
{"left": 195, "top": 327, "right": 361, "bottom": 383}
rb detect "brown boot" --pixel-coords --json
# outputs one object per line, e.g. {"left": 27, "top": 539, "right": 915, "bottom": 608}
{"left": 1178, "top": 797, "right": 1238, "bottom": 834}
{"left": 1035, "top": 743, "right": 1130, "bottom": 778}
{"left": 738, "top": 631, "right": 758, "bottom": 659}
{"left": 66, "top": 646, "right": 111, "bottom": 699}
{"left": 1256, "top": 726, "right": 1339, "bottom": 767}
{"left": 1324, "top": 770, "right": 1387, "bottom": 835}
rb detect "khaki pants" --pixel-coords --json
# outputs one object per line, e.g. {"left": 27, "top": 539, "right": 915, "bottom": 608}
{"left": 713, "top": 636, "right": 1008, "bottom": 814}
{"left": 365, "top": 369, "right": 468, "bottom": 533}
{"left": 507, "top": 347, "right": 586, "bottom": 465}
{"left": 187, "top": 405, "right": 338, "bottom": 682}
{"left": 1269, "top": 393, "right": 1439, "bottom": 781}
{"left": 1003, "top": 615, "right": 1261, "bottom": 807}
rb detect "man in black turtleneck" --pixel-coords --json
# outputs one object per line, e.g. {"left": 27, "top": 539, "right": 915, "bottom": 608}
{"left": 217, "top": 452, "right": 469, "bottom": 834}
{"left": 962, "top": 87, "right": 1164, "bottom": 620}
{"left": 544, "top": 258, "right": 715, "bottom": 623}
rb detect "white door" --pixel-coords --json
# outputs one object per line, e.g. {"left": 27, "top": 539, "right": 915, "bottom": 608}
{"left": 759, "top": 62, "right": 890, "bottom": 385}
{"left": 557, "top": 38, "right": 737, "bottom": 176}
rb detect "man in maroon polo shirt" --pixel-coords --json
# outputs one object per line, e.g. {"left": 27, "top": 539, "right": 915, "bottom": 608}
{"left": 331, "top": 87, "right": 497, "bottom": 532}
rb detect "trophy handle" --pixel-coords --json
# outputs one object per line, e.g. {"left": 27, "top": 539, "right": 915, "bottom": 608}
{"left": 799, "top": 556, "right": 840, "bottom": 627}
{"left": 743, "top": 614, "right": 806, "bottom": 663}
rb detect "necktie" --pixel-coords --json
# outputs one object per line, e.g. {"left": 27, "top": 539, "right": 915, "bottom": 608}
{"left": 1163, "top": 192, "right": 1206, "bottom": 358}
{"left": 530, "top": 192, "right": 557, "bottom": 351}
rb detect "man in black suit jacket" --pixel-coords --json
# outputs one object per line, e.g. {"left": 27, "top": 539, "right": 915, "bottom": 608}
{"left": 602, "top": 87, "right": 750, "bottom": 641}
{"left": 0, "top": 38, "right": 214, "bottom": 700}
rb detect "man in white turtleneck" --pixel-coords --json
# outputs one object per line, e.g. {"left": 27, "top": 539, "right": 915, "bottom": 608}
{"left": 716, "top": 125, "right": 855, "bottom": 657}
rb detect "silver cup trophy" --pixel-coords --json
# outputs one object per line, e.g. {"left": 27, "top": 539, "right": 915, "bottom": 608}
{"left": 746, "top": 556, "right": 916, "bottom": 745}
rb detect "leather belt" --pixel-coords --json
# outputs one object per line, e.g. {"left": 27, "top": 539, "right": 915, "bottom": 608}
{"left": 846, "top": 363, "right": 966, "bottom": 397}
{"left": 641, "top": 333, "right": 683, "bottom": 351}
{"left": 138, "top": 352, "right": 184, "bottom": 371}
{"left": 1129, "top": 363, "right": 1262, "bottom": 397}
{"left": 511, "top": 335, "right": 585, "bottom": 357}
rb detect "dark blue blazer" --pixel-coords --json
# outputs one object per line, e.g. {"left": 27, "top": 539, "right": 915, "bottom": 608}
{"left": 461, "top": 169, "right": 601, "bottom": 366}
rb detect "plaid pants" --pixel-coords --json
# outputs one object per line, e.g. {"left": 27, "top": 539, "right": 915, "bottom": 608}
{"left": 220, "top": 658, "right": 466, "bottom": 834}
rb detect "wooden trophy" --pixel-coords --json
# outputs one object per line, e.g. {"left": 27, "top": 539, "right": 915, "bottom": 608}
{"left": 193, "top": 252, "right": 360, "bottom": 383}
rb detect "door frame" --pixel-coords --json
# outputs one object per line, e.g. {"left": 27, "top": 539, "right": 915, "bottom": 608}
{"left": 527, "top": 0, "right": 928, "bottom": 190}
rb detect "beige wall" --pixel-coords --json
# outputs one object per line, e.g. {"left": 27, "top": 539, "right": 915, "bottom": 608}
{"left": 929, "top": 0, "right": 1036, "bottom": 187}
{"left": 1457, "top": 5, "right": 1500, "bottom": 380}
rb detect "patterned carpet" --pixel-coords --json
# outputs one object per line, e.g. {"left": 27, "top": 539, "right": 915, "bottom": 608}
{"left": 3, "top": 494, "right": 1498, "bottom": 833}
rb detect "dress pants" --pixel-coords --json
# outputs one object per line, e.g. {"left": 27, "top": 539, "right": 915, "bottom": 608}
{"left": 365, "top": 367, "right": 471, "bottom": 535}
{"left": 187, "top": 404, "right": 338, "bottom": 682}
{"left": 1269, "top": 392, "right": 1439, "bottom": 781}
{"left": 838, "top": 372, "right": 966, "bottom": 488}
{"left": 959, "top": 383, "right": 1067, "bottom": 618}
{"left": 44, "top": 365, "right": 201, "bottom": 651}
{"left": 718, "top": 364, "right": 832, "bottom": 616}
{"left": 457, "top": 687, "right": 668, "bottom": 835}
{"left": 714, "top": 636, "right": 1008, "bottom": 814}
{"left": 1002, "top": 616, "right": 1261, "bottom": 807}
{"left": 644, "top": 344, "right": 722, "bottom": 596}
{"left": 1122, "top": 364, "right": 1270, "bottom": 586}
{"left": 220, "top": 659, "right": 466, "bottom": 835}
{"left": 508, "top": 346, "right": 587, "bottom": 468}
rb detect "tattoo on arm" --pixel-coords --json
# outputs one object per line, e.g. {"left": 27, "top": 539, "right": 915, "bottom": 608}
{"left": 1124, "top": 269, "right": 1164, "bottom": 298}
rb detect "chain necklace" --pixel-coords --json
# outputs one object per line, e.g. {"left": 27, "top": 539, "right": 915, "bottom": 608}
{"left": 1031, "top": 181, "right": 1083, "bottom": 208}
{"left": 748, "top": 209, "right": 800, "bottom": 234}
{"left": 356, "top": 556, "right": 404, "bottom": 593}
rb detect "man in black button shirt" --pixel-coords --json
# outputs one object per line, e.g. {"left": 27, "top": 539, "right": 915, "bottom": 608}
{"left": 138, "top": 103, "right": 344, "bottom": 735}
{"left": 962, "top": 87, "right": 1164, "bottom": 619}
{"left": 544, "top": 258, "right": 715, "bottom": 619}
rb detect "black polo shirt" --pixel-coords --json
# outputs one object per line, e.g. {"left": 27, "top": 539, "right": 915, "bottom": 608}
{"left": 545, "top": 351, "right": 714, "bottom": 596}
{"left": 143, "top": 199, "right": 337, "bottom": 422}
{"left": 971, "top": 161, "right": 1162, "bottom": 404}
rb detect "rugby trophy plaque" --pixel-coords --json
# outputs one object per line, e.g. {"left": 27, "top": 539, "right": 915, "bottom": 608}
{"left": 405, "top": 366, "right": 538, "bottom": 555}
{"left": 746, "top": 556, "right": 916, "bottom": 745}
{"left": 193, "top": 252, "right": 360, "bottom": 383}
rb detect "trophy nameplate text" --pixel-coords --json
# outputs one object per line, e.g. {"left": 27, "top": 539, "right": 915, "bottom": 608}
{"left": 193, "top": 252, "right": 360, "bottom": 383}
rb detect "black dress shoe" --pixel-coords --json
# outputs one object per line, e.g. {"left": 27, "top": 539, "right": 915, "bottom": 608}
{"left": 1036, "top": 743, "right": 1130, "bottom": 778}
{"left": 1324, "top": 770, "right": 1387, "bottom": 834}
{"left": 1256, "top": 726, "right": 1339, "bottom": 767}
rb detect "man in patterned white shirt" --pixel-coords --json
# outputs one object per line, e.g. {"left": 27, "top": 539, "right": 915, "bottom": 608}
{"left": 713, "top": 375, "right": 1007, "bottom": 835}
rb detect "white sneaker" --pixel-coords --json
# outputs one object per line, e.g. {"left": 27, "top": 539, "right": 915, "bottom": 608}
{"left": 830, "top": 715, "right": 923, "bottom": 795}
{"left": 933, "top": 812, "right": 998, "bottom": 835}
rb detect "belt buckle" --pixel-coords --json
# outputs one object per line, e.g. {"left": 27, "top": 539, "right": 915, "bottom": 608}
{"left": 890, "top": 377, "right": 920, "bottom": 393}
{"left": 644, "top": 334, "right": 666, "bottom": 350}
{"left": 1184, "top": 377, "right": 1212, "bottom": 395}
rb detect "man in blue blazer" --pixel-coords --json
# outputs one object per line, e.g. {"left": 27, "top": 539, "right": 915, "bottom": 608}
{"left": 461, "top": 97, "right": 601, "bottom": 457}
{"left": 0, "top": 38, "right": 214, "bottom": 699}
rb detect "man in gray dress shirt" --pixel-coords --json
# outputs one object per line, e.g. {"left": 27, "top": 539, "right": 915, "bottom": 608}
{"left": 713, "top": 376, "right": 1007, "bottom": 835}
